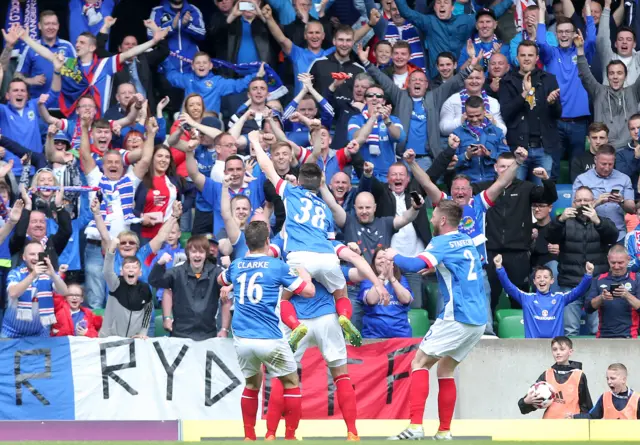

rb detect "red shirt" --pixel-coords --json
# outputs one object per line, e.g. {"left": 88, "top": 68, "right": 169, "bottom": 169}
{"left": 142, "top": 175, "right": 172, "bottom": 239}
{"left": 169, "top": 120, "right": 191, "bottom": 177}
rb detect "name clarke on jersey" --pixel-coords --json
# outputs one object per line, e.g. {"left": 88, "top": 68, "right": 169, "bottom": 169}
{"left": 236, "top": 260, "right": 271, "bottom": 269}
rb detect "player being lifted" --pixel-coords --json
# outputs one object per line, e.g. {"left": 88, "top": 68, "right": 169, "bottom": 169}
{"left": 249, "top": 130, "right": 361, "bottom": 349}
{"left": 218, "top": 221, "right": 316, "bottom": 441}
{"left": 383, "top": 200, "right": 487, "bottom": 441}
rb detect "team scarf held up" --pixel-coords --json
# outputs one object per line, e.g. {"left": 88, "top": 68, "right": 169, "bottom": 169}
{"left": 87, "top": 176, "right": 136, "bottom": 232}
{"left": 460, "top": 89, "right": 491, "bottom": 114}
{"left": 210, "top": 59, "right": 288, "bottom": 101}
{"left": 473, "top": 35, "right": 500, "bottom": 62}
{"left": 16, "top": 268, "right": 56, "bottom": 327}
{"left": 5, "top": 0, "right": 38, "bottom": 55}
{"left": 384, "top": 22, "right": 425, "bottom": 69}
{"left": 58, "top": 54, "right": 113, "bottom": 117}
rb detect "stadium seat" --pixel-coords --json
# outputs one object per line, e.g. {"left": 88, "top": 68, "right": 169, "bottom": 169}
{"left": 495, "top": 309, "right": 523, "bottom": 323}
{"left": 496, "top": 290, "right": 511, "bottom": 311}
{"left": 93, "top": 308, "right": 105, "bottom": 317}
{"left": 559, "top": 161, "right": 570, "bottom": 184}
{"left": 180, "top": 232, "right": 191, "bottom": 248}
{"left": 408, "top": 309, "right": 430, "bottom": 337}
{"left": 555, "top": 207, "right": 565, "bottom": 218}
{"left": 498, "top": 315, "right": 525, "bottom": 338}
{"left": 552, "top": 184, "right": 572, "bottom": 215}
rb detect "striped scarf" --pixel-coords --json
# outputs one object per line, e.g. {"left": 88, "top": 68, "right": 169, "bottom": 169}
{"left": 474, "top": 35, "right": 500, "bottom": 61}
{"left": 5, "top": 0, "right": 38, "bottom": 55}
{"left": 87, "top": 175, "right": 135, "bottom": 231}
{"left": 385, "top": 22, "right": 425, "bottom": 69}
{"left": 16, "top": 268, "right": 56, "bottom": 327}
{"left": 460, "top": 89, "right": 491, "bottom": 114}
{"left": 465, "top": 118, "right": 492, "bottom": 138}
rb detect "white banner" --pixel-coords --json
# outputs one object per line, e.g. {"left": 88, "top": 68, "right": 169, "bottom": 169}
{"left": 69, "top": 337, "right": 246, "bottom": 420}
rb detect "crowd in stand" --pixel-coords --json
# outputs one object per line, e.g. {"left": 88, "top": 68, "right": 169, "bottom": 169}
{"left": 0, "top": 0, "right": 640, "bottom": 342}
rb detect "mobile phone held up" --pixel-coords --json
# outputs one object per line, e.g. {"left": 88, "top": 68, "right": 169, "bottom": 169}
{"left": 239, "top": 1, "right": 255, "bottom": 11}
{"left": 410, "top": 191, "right": 422, "bottom": 207}
{"left": 38, "top": 252, "right": 48, "bottom": 265}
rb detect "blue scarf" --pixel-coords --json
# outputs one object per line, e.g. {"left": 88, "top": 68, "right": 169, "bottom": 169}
{"left": 384, "top": 22, "right": 425, "bottom": 69}
{"left": 5, "top": 0, "right": 38, "bottom": 54}
{"left": 465, "top": 118, "right": 491, "bottom": 138}
{"left": 59, "top": 55, "right": 107, "bottom": 117}
{"left": 87, "top": 175, "right": 136, "bottom": 231}
{"left": 16, "top": 267, "right": 56, "bottom": 327}
{"left": 210, "top": 59, "right": 288, "bottom": 100}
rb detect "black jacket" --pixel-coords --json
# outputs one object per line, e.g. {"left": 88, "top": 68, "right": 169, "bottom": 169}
{"left": 570, "top": 151, "right": 595, "bottom": 183}
{"left": 482, "top": 178, "right": 558, "bottom": 252}
{"left": 518, "top": 361, "right": 593, "bottom": 415}
{"left": 9, "top": 208, "right": 72, "bottom": 270}
{"left": 545, "top": 215, "right": 618, "bottom": 287}
{"left": 498, "top": 69, "right": 562, "bottom": 154}
{"left": 227, "top": 17, "right": 278, "bottom": 67}
{"left": 96, "top": 31, "right": 169, "bottom": 111}
{"left": 310, "top": 52, "right": 365, "bottom": 113}
{"left": 149, "top": 262, "right": 222, "bottom": 341}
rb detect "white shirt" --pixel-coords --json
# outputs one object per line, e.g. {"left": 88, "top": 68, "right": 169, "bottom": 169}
{"left": 439, "top": 93, "right": 507, "bottom": 136}
{"left": 390, "top": 192, "right": 424, "bottom": 257}
{"left": 85, "top": 166, "right": 142, "bottom": 240}
{"left": 393, "top": 71, "right": 409, "bottom": 89}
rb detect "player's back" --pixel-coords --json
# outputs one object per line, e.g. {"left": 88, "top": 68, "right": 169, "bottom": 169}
{"left": 226, "top": 254, "right": 302, "bottom": 339}
{"left": 421, "top": 231, "right": 487, "bottom": 326}
{"left": 276, "top": 179, "right": 335, "bottom": 254}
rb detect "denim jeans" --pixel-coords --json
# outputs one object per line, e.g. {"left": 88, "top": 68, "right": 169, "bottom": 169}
{"left": 516, "top": 147, "right": 553, "bottom": 185}
{"left": 555, "top": 120, "right": 588, "bottom": 182}
{"left": 180, "top": 185, "right": 197, "bottom": 233}
{"left": 347, "top": 284, "right": 364, "bottom": 332}
{"left": 415, "top": 156, "right": 433, "bottom": 172}
{"left": 85, "top": 243, "right": 107, "bottom": 309}
{"left": 558, "top": 285, "right": 599, "bottom": 336}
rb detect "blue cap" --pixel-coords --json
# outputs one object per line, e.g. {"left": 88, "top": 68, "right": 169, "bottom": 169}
{"left": 53, "top": 131, "right": 71, "bottom": 144}
{"left": 201, "top": 116, "right": 223, "bottom": 131}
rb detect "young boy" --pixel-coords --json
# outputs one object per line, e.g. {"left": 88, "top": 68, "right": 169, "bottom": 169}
{"left": 100, "top": 238, "right": 153, "bottom": 338}
{"left": 518, "top": 336, "right": 593, "bottom": 418}
{"left": 52, "top": 282, "right": 102, "bottom": 337}
{"left": 494, "top": 255, "right": 594, "bottom": 338}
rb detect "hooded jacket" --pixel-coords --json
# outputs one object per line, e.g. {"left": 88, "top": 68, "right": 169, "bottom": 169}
{"left": 577, "top": 55, "right": 640, "bottom": 149}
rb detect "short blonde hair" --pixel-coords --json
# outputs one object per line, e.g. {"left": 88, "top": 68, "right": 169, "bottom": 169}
{"left": 117, "top": 230, "right": 140, "bottom": 247}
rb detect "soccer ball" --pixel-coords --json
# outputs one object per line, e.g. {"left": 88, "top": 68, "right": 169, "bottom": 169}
{"left": 528, "top": 381, "right": 556, "bottom": 409}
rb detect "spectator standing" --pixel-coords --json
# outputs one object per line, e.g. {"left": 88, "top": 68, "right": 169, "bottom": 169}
{"left": 615, "top": 114, "right": 640, "bottom": 196}
{"left": 68, "top": 0, "right": 116, "bottom": 47}
{"left": 326, "top": 73, "right": 373, "bottom": 151}
{"left": 225, "top": 0, "right": 278, "bottom": 67}
{"left": 458, "top": 9, "right": 510, "bottom": 71}
{"left": 585, "top": 245, "right": 640, "bottom": 338}
{"left": 431, "top": 52, "right": 457, "bottom": 90}
{"left": 576, "top": 25, "right": 640, "bottom": 149}
{"left": 546, "top": 186, "right": 619, "bottom": 335}
{"left": 571, "top": 122, "right": 609, "bottom": 182}
{"left": 484, "top": 52, "right": 510, "bottom": 98}
{"left": 597, "top": 1, "right": 640, "bottom": 86}
{"left": 17, "top": 10, "right": 75, "bottom": 99}
{"left": 531, "top": 199, "right": 559, "bottom": 288}
{"left": 499, "top": 40, "right": 562, "bottom": 184}
{"left": 572, "top": 363, "right": 640, "bottom": 419}
{"left": 509, "top": 5, "right": 558, "bottom": 67}
{"left": 149, "top": 234, "right": 230, "bottom": 340}
{"left": 537, "top": 0, "right": 596, "bottom": 182}
{"left": 573, "top": 145, "right": 635, "bottom": 242}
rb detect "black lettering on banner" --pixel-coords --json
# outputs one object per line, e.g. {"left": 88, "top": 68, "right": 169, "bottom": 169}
{"left": 153, "top": 341, "right": 189, "bottom": 401}
{"left": 100, "top": 339, "right": 138, "bottom": 398}
{"left": 204, "top": 350, "right": 241, "bottom": 406}
{"left": 386, "top": 343, "right": 419, "bottom": 404}
{"left": 327, "top": 358, "right": 362, "bottom": 416}
{"left": 14, "top": 348, "right": 51, "bottom": 406}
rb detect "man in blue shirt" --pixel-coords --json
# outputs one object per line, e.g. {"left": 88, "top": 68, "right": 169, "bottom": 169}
{"left": 383, "top": 200, "right": 486, "bottom": 441}
{"left": 348, "top": 85, "right": 405, "bottom": 181}
{"left": 17, "top": 10, "right": 76, "bottom": 98}
{"left": 537, "top": 0, "right": 596, "bottom": 181}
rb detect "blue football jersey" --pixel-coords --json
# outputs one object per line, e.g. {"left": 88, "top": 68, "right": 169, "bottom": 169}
{"left": 222, "top": 254, "right": 305, "bottom": 339}
{"left": 276, "top": 179, "right": 335, "bottom": 254}
{"left": 446, "top": 190, "right": 493, "bottom": 264}
{"left": 418, "top": 231, "right": 487, "bottom": 326}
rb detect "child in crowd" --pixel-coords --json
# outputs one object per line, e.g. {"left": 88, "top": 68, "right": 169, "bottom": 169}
{"left": 52, "top": 281, "right": 102, "bottom": 337}
{"left": 518, "top": 336, "right": 593, "bottom": 418}
{"left": 494, "top": 255, "right": 594, "bottom": 338}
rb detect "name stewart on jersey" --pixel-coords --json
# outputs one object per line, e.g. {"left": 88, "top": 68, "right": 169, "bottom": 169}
{"left": 447, "top": 239, "right": 474, "bottom": 248}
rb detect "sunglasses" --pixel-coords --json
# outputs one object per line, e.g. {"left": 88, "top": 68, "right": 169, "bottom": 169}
{"left": 365, "top": 93, "right": 384, "bottom": 99}
{"left": 119, "top": 240, "right": 138, "bottom": 246}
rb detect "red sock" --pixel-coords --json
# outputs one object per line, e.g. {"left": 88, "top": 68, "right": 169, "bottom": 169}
{"left": 335, "top": 297, "right": 352, "bottom": 319}
{"left": 438, "top": 378, "right": 456, "bottom": 432}
{"left": 410, "top": 368, "right": 430, "bottom": 425}
{"left": 280, "top": 300, "right": 301, "bottom": 330}
{"left": 335, "top": 374, "right": 358, "bottom": 436}
{"left": 266, "top": 378, "right": 284, "bottom": 437}
{"left": 283, "top": 387, "right": 302, "bottom": 439}
{"left": 241, "top": 388, "right": 259, "bottom": 440}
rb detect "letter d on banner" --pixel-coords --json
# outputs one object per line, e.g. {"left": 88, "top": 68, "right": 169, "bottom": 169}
{"left": 0, "top": 337, "right": 75, "bottom": 420}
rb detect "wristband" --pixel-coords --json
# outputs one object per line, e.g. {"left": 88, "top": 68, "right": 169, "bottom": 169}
{"left": 163, "top": 316, "right": 173, "bottom": 320}
{"left": 221, "top": 327, "right": 230, "bottom": 333}
{"left": 54, "top": 71, "right": 61, "bottom": 75}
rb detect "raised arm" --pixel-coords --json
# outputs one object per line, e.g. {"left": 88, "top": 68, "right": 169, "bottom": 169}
{"left": 0, "top": 200, "right": 24, "bottom": 246}
{"left": 221, "top": 176, "right": 242, "bottom": 247}
{"left": 18, "top": 25, "right": 55, "bottom": 62}
{"left": 392, "top": 197, "right": 422, "bottom": 230}
{"left": 485, "top": 147, "right": 527, "bottom": 203}
{"left": 91, "top": 197, "right": 111, "bottom": 249}
{"left": 119, "top": 28, "right": 169, "bottom": 64}
{"left": 103, "top": 240, "right": 121, "bottom": 293}
{"left": 394, "top": 0, "right": 430, "bottom": 35}
{"left": 186, "top": 149, "right": 207, "bottom": 191}
{"left": 263, "top": 5, "right": 293, "bottom": 55}
{"left": 576, "top": 31, "right": 603, "bottom": 97}
{"left": 319, "top": 182, "right": 347, "bottom": 228}
{"left": 79, "top": 115, "right": 97, "bottom": 174}
{"left": 132, "top": 117, "right": 158, "bottom": 180}
{"left": 339, "top": 246, "right": 390, "bottom": 303}
{"left": 149, "top": 201, "right": 182, "bottom": 253}
{"left": 404, "top": 149, "right": 445, "bottom": 204}
{"left": 249, "top": 130, "right": 280, "bottom": 186}
{"left": 596, "top": 4, "right": 615, "bottom": 67}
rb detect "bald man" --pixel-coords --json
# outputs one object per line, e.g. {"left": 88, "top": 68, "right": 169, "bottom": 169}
{"left": 329, "top": 172, "right": 355, "bottom": 213}
{"left": 485, "top": 52, "right": 510, "bottom": 98}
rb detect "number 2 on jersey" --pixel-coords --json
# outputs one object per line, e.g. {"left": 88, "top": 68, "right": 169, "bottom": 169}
{"left": 293, "top": 197, "right": 326, "bottom": 229}
{"left": 237, "top": 272, "right": 264, "bottom": 304}
{"left": 463, "top": 249, "right": 478, "bottom": 281}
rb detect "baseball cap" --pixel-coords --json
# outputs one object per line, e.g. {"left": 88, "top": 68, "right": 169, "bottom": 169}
{"left": 201, "top": 116, "right": 223, "bottom": 130}
{"left": 476, "top": 8, "right": 497, "bottom": 21}
{"left": 204, "top": 233, "right": 219, "bottom": 244}
{"left": 53, "top": 131, "right": 71, "bottom": 145}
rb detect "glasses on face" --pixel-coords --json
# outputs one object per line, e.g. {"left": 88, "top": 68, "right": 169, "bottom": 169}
{"left": 67, "top": 294, "right": 83, "bottom": 298}
{"left": 217, "top": 143, "right": 236, "bottom": 149}
{"left": 365, "top": 93, "right": 384, "bottom": 99}
{"left": 119, "top": 240, "right": 138, "bottom": 246}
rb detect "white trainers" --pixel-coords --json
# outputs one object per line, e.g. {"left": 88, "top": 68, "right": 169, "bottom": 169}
{"left": 434, "top": 430, "right": 453, "bottom": 440}
{"left": 388, "top": 425, "right": 425, "bottom": 440}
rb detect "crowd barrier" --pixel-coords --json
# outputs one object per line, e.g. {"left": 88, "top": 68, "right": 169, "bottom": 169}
{"left": 0, "top": 337, "right": 638, "bottom": 424}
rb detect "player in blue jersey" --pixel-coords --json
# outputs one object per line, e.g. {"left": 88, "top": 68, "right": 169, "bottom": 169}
{"left": 250, "top": 130, "right": 361, "bottom": 350}
{"left": 218, "top": 221, "right": 315, "bottom": 441}
{"left": 382, "top": 200, "right": 486, "bottom": 441}
{"left": 495, "top": 255, "right": 594, "bottom": 338}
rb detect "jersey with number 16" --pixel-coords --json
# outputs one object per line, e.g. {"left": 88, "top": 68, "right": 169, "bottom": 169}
{"left": 418, "top": 231, "right": 487, "bottom": 326}
{"left": 276, "top": 179, "right": 335, "bottom": 254}
{"left": 222, "top": 254, "right": 306, "bottom": 339}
